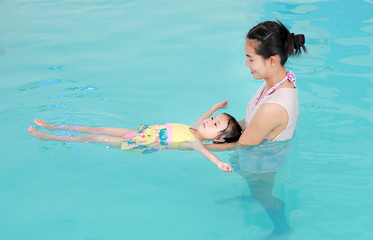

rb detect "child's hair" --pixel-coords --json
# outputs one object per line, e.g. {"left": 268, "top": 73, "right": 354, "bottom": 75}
{"left": 213, "top": 113, "right": 242, "bottom": 144}
{"left": 246, "top": 20, "right": 307, "bottom": 65}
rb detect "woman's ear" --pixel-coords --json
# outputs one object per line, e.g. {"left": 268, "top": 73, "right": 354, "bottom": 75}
{"left": 269, "top": 55, "right": 278, "bottom": 66}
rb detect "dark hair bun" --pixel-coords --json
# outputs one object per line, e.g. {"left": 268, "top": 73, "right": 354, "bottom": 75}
{"left": 291, "top": 33, "right": 306, "bottom": 56}
{"left": 292, "top": 33, "right": 305, "bottom": 49}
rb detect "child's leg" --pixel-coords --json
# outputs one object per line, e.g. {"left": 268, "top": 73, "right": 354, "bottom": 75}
{"left": 34, "top": 119, "right": 134, "bottom": 137}
{"left": 28, "top": 126, "right": 123, "bottom": 148}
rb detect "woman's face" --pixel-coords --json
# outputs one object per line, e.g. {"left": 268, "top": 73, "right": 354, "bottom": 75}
{"left": 244, "top": 38, "right": 270, "bottom": 80}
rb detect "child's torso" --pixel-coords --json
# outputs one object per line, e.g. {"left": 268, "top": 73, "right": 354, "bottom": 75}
{"left": 121, "top": 123, "right": 199, "bottom": 153}
{"left": 167, "top": 123, "right": 200, "bottom": 148}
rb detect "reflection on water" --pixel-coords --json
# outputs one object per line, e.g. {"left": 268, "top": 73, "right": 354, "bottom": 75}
{"left": 229, "top": 141, "right": 293, "bottom": 240}
{"left": 230, "top": 140, "right": 292, "bottom": 174}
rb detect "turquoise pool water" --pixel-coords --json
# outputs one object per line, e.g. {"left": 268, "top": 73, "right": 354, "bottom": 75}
{"left": 1, "top": 0, "right": 373, "bottom": 239}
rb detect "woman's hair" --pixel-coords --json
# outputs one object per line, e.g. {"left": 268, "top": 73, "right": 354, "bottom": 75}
{"left": 213, "top": 113, "right": 242, "bottom": 144}
{"left": 246, "top": 20, "right": 307, "bottom": 65}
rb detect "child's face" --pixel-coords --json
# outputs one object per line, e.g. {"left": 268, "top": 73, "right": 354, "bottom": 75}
{"left": 198, "top": 114, "right": 229, "bottom": 141}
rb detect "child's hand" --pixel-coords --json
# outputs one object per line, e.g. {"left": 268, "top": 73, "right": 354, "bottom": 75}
{"left": 217, "top": 162, "right": 233, "bottom": 173}
{"left": 212, "top": 100, "right": 228, "bottom": 111}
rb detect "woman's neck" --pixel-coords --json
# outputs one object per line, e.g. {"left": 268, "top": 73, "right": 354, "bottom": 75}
{"left": 264, "top": 67, "right": 287, "bottom": 88}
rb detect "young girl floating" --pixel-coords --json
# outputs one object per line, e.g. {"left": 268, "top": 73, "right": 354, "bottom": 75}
{"left": 28, "top": 101, "right": 242, "bottom": 172}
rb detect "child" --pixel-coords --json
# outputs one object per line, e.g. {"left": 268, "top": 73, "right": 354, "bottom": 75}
{"left": 28, "top": 101, "right": 242, "bottom": 172}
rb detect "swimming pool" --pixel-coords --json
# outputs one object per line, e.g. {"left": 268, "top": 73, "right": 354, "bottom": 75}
{"left": 1, "top": 0, "right": 372, "bottom": 239}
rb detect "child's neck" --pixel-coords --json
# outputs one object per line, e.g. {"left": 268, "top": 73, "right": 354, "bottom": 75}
{"left": 189, "top": 127, "right": 207, "bottom": 142}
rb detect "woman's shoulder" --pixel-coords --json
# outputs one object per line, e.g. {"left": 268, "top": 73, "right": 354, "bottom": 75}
{"left": 267, "top": 86, "right": 298, "bottom": 104}
{"left": 257, "top": 102, "right": 287, "bottom": 118}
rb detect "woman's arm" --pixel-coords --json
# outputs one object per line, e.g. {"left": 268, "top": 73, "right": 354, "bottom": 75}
{"left": 238, "top": 119, "right": 245, "bottom": 128}
{"left": 192, "top": 100, "right": 228, "bottom": 128}
{"left": 203, "top": 142, "right": 238, "bottom": 151}
{"left": 204, "top": 103, "right": 287, "bottom": 148}
{"left": 238, "top": 103, "right": 287, "bottom": 145}
{"left": 178, "top": 141, "right": 233, "bottom": 172}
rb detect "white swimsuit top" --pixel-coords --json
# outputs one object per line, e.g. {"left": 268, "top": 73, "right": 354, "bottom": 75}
{"left": 245, "top": 82, "right": 299, "bottom": 141}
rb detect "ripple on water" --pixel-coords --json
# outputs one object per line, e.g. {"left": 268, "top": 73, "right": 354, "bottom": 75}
{"left": 18, "top": 79, "right": 61, "bottom": 91}
{"left": 38, "top": 103, "right": 74, "bottom": 112}
{"left": 71, "top": 86, "right": 96, "bottom": 91}
{"left": 48, "top": 66, "right": 62, "bottom": 70}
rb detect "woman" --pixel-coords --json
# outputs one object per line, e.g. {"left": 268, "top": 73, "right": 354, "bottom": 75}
{"left": 209, "top": 20, "right": 306, "bottom": 149}
{"left": 211, "top": 20, "right": 307, "bottom": 238}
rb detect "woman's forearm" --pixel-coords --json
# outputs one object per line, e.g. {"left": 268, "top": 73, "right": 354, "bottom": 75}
{"left": 204, "top": 142, "right": 238, "bottom": 151}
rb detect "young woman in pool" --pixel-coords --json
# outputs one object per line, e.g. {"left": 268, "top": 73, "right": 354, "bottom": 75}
{"left": 208, "top": 20, "right": 307, "bottom": 238}
{"left": 207, "top": 20, "right": 306, "bottom": 150}
{"left": 28, "top": 101, "right": 242, "bottom": 172}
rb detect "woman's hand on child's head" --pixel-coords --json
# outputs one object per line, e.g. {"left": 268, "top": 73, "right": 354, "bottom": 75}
{"left": 212, "top": 100, "right": 228, "bottom": 111}
{"left": 217, "top": 162, "right": 233, "bottom": 173}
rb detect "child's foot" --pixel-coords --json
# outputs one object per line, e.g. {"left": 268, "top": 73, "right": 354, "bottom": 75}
{"left": 34, "top": 119, "right": 58, "bottom": 130}
{"left": 28, "top": 126, "right": 53, "bottom": 140}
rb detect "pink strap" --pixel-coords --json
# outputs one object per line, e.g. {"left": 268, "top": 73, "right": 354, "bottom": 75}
{"left": 255, "top": 71, "right": 296, "bottom": 105}
{"left": 286, "top": 71, "right": 296, "bottom": 83}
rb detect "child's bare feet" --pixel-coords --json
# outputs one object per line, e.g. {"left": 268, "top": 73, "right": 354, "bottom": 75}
{"left": 34, "top": 119, "right": 58, "bottom": 130}
{"left": 28, "top": 126, "right": 53, "bottom": 140}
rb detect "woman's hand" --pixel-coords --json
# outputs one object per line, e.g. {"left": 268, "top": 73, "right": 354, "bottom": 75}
{"left": 212, "top": 100, "right": 228, "bottom": 111}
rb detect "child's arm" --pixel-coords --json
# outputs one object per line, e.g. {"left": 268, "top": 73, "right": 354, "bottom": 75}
{"left": 193, "top": 100, "right": 228, "bottom": 128}
{"left": 178, "top": 141, "right": 233, "bottom": 172}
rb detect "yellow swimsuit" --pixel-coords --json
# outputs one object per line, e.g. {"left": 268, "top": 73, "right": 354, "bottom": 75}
{"left": 121, "top": 123, "right": 199, "bottom": 154}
